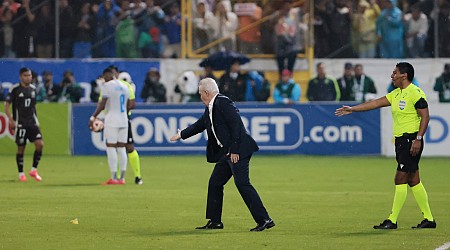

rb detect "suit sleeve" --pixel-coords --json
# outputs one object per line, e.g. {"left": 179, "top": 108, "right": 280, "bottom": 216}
{"left": 181, "top": 111, "right": 207, "bottom": 139}
{"left": 220, "top": 98, "right": 242, "bottom": 154}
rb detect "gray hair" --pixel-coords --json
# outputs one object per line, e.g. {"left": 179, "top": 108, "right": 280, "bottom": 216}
{"left": 199, "top": 78, "right": 219, "bottom": 94}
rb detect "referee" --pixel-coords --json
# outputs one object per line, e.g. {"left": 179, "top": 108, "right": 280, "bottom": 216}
{"left": 335, "top": 62, "right": 436, "bottom": 229}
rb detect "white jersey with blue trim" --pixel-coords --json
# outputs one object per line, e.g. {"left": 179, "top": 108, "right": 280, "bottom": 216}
{"left": 101, "top": 79, "right": 130, "bottom": 128}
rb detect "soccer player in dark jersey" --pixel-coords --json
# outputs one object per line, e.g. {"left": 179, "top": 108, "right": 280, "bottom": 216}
{"left": 4, "top": 67, "right": 44, "bottom": 182}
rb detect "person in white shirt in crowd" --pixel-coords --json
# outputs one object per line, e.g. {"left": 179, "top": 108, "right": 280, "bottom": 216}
{"left": 404, "top": 4, "right": 429, "bottom": 58}
{"left": 212, "top": 1, "right": 238, "bottom": 52}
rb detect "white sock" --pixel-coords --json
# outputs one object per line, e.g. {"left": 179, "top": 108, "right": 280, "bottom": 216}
{"left": 19, "top": 172, "right": 25, "bottom": 177}
{"left": 106, "top": 147, "right": 118, "bottom": 180}
{"left": 117, "top": 147, "right": 127, "bottom": 179}
{"left": 31, "top": 167, "right": 37, "bottom": 171}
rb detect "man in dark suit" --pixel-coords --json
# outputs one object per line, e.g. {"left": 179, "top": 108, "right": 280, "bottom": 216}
{"left": 170, "top": 78, "right": 274, "bottom": 232}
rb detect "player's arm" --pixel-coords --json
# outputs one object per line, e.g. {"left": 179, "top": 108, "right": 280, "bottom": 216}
{"left": 335, "top": 96, "right": 390, "bottom": 116}
{"left": 4, "top": 100, "right": 15, "bottom": 130}
{"left": 127, "top": 99, "right": 133, "bottom": 112}
{"left": 89, "top": 97, "right": 107, "bottom": 128}
{"left": 411, "top": 99, "right": 429, "bottom": 156}
{"left": 127, "top": 83, "right": 136, "bottom": 110}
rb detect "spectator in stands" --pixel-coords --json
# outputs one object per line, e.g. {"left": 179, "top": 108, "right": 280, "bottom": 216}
{"left": 59, "top": 0, "right": 76, "bottom": 58}
{"left": 245, "top": 70, "right": 270, "bottom": 102}
{"left": 218, "top": 60, "right": 247, "bottom": 102}
{"left": 138, "top": 0, "right": 164, "bottom": 58}
{"left": 96, "top": 0, "right": 121, "bottom": 58}
{"left": 34, "top": 3, "right": 54, "bottom": 58}
{"left": 337, "top": 62, "right": 354, "bottom": 101}
{"left": 352, "top": 0, "right": 380, "bottom": 58}
{"left": 90, "top": 75, "right": 104, "bottom": 103}
{"left": 192, "top": 0, "right": 215, "bottom": 53}
{"left": 12, "top": 0, "right": 35, "bottom": 58}
{"left": 162, "top": 3, "right": 181, "bottom": 58}
{"left": 274, "top": 0, "right": 304, "bottom": 77}
{"left": 376, "top": 0, "right": 404, "bottom": 58}
{"left": 235, "top": 0, "right": 262, "bottom": 54}
{"left": 199, "top": 65, "right": 216, "bottom": 81}
{"left": 328, "top": 0, "right": 354, "bottom": 58}
{"left": 433, "top": 63, "right": 450, "bottom": 103}
{"left": 273, "top": 69, "right": 301, "bottom": 104}
{"left": 436, "top": 1, "right": 450, "bottom": 57}
{"left": 115, "top": 0, "right": 139, "bottom": 58}
{"left": 0, "top": 0, "right": 20, "bottom": 15}
{"left": 404, "top": 4, "right": 429, "bottom": 58}
{"left": 307, "top": 62, "right": 340, "bottom": 101}
{"left": 36, "top": 71, "right": 58, "bottom": 102}
{"left": 260, "top": 2, "right": 275, "bottom": 54}
{"left": 0, "top": 5, "right": 14, "bottom": 57}
{"left": 140, "top": 67, "right": 167, "bottom": 103}
{"left": 212, "top": 1, "right": 238, "bottom": 51}
{"left": 55, "top": 70, "right": 83, "bottom": 103}
{"left": 311, "top": 0, "right": 332, "bottom": 58}
{"left": 352, "top": 64, "right": 377, "bottom": 102}
{"left": 74, "top": 2, "right": 96, "bottom": 58}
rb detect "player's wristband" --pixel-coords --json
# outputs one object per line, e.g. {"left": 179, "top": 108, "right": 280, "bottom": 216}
{"left": 416, "top": 135, "right": 422, "bottom": 141}
{"left": 90, "top": 116, "right": 96, "bottom": 122}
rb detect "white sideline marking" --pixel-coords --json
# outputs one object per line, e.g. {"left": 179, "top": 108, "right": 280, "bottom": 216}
{"left": 436, "top": 242, "right": 450, "bottom": 250}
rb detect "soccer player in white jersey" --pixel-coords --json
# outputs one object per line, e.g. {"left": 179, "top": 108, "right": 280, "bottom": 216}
{"left": 89, "top": 68, "right": 132, "bottom": 185}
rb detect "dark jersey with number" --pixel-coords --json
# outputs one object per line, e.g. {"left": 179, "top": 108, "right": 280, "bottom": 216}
{"left": 5, "top": 83, "right": 39, "bottom": 126}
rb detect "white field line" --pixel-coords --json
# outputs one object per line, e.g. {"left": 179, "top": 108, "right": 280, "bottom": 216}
{"left": 436, "top": 242, "right": 450, "bottom": 250}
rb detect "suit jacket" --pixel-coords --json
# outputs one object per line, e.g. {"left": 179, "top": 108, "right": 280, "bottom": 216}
{"left": 181, "top": 94, "right": 259, "bottom": 163}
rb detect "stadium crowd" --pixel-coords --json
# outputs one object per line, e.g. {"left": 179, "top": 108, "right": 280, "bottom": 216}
{"left": 0, "top": 0, "right": 449, "bottom": 59}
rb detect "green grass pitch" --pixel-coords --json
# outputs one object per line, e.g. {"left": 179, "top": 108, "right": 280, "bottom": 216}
{"left": 0, "top": 155, "right": 449, "bottom": 250}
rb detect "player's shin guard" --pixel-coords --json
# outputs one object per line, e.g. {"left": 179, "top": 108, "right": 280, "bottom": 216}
{"left": 387, "top": 184, "right": 408, "bottom": 223}
{"left": 16, "top": 153, "right": 24, "bottom": 173}
{"left": 118, "top": 147, "right": 127, "bottom": 179}
{"left": 128, "top": 150, "right": 141, "bottom": 178}
{"left": 411, "top": 182, "right": 434, "bottom": 221}
{"left": 33, "top": 150, "right": 42, "bottom": 168}
{"left": 106, "top": 147, "right": 118, "bottom": 179}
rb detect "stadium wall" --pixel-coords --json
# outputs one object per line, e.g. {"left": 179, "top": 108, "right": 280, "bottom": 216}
{"left": 0, "top": 103, "right": 69, "bottom": 155}
{"left": 1, "top": 58, "right": 448, "bottom": 104}
{"left": 1, "top": 59, "right": 449, "bottom": 156}
{"left": 381, "top": 104, "right": 450, "bottom": 156}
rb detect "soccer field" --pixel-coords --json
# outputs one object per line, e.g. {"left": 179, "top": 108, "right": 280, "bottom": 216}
{"left": 0, "top": 155, "right": 448, "bottom": 250}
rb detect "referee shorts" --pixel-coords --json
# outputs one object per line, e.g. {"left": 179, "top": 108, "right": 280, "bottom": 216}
{"left": 395, "top": 132, "right": 424, "bottom": 173}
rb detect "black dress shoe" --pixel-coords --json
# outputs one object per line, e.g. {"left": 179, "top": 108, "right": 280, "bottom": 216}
{"left": 373, "top": 219, "right": 397, "bottom": 229}
{"left": 412, "top": 219, "right": 436, "bottom": 229}
{"left": 250, "top": 219, "right": 275, "bottom": 232}
{"left": 195, "top": 220, "right": 224, "bottom": 230}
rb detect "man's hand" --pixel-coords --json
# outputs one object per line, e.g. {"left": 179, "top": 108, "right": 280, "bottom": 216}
{"left": 230, "top": 153, "right": 239, "bottom": 164}
{"left": 8, "top": 118, "right": 16, "bottom": 130}
{"left": 335, "top": 106, "right": 353, "bottom": 116}
{"left": 410, "top": 140, "right": 421, "bottom": 156}
{"left": 170, "top": 129, "right": 182, "bottom": 141}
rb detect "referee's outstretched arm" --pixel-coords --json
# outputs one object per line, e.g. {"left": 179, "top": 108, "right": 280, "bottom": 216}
{"left": 335, "top": 97, "right": 390, "bottom": 116}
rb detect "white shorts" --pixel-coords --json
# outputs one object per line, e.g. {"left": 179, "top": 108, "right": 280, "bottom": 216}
{"left": 104, "top": 126, "right": 128, "bottom": 144}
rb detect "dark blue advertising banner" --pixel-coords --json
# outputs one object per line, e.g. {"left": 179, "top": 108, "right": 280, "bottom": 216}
{"left": 72, "top": 103, "right": 380, "bottom": 156}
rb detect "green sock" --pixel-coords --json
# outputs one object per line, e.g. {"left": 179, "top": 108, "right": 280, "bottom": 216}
{"left": 128, "top": 150, "right": 141, "bottom": 178}
{"left": 387, "top": 184, "right": 408, "bottom": 224}
{"left": 411, "top": 182, "right": 434, "bottom": 221}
